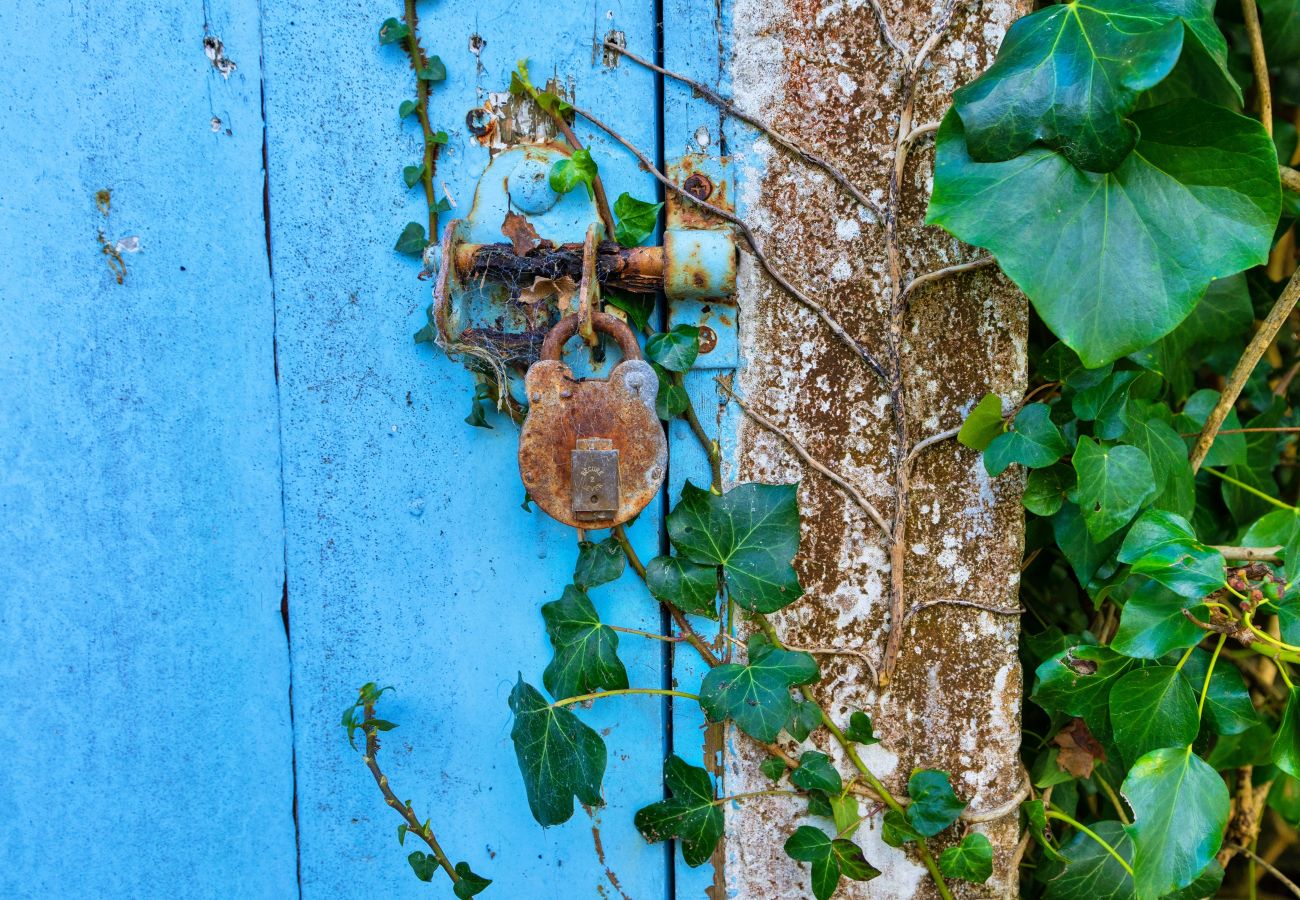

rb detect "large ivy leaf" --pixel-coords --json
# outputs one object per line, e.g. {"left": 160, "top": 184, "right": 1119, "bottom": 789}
{"left": 573, "top": 538, "right": 625, "bottom": 589}
{"left": 1039, "top": 820, "right": 1132, "bottom": 899}
{"left": 508, "top": 677, "right": 607, "bottom": 826}
{"left": 1071, "top": 438, "right": 1156, "bottom": 542}
{"left": 791, "top": 751, "right": 843, "bottom": 794}
{"left": 928, "top": 100, "right": 1280, "bottom": 367}
{"left": 699, "top": 634, "right": 819, "bottom": 742}
{"left": 645, "top": 555, "right": 719, "bottom": 618}
{"left": 951, "top": 1, "right": 1187, "bottom": 172}
{"left": 1033, "top": 645, "right": 1138, "bottom": 740}
{"left": 633, "top": 755, "right": 723, "bottom": 867}
{"left": 784, "top": 826, "right": 880, "bottom": 900}
{"left": 1024, "top": 464, "right": 1075, "bottom": 517}
{"left": 1052, "top": 502, "right": 1124, "bottom": 588}
{"left": 1179, "top": 648, "right": 1260, "bottom": 736}
{"left": 541, "top": 586, "right": 628, "bottom": 701}
{"left": 1108, "top": 666, "right": 1198, "bottom": 766}
{"left": 667, "top": 482, "right": 803, "bottom": 613}
{"left": 1116, "top": 510, "right": 1225, "bottom": 600}
{"left": 1110, "top": 580, "right": 1205, "bottom": 659}
{"left": 1122, "top": 746, "right": 1229, "bottom": 899}
{"left": 939, "top": 832, "right": 993, "bottom": 884}
{"left": 906, "top": 769, "right": 967, "bottom": 837}
{"left": 984, "top": 403, "right": 1070, "bottom": 476}
{"left": 1274, "top": 688, "right": 1300, "bottom": 780}
{"left": 1129, "top": 276, "right": 1251, "bottom": 401}
{"left": 452, "top": 862, "right": 492, "bottom": 898}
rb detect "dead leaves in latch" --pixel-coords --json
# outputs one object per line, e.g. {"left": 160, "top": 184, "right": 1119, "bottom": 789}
{"left": 518, "top": 276, "right": 577, "bottom": 314}
{"left": 1053, "top": 718, "right": 1107, "bottom": 779}
{"left": 501, "top": 211, "right": 542, "bottom": 256}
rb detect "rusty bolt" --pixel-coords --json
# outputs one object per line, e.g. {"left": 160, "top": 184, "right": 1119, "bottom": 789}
{"left": 683, "top": 173, "right": 713, "bottom": 202}
{"left": 466, "top": 107, "right": 492, "bottom": 137}
{"left": 697, "top": 325, "right": 718, "bottom": 354}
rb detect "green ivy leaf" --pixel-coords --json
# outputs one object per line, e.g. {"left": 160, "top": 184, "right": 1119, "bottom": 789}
{"left": 605, "top": 289, "right": 656, "bottom": 334}
{"left": 844, "top": 711, "right": 880, "bottom": 746}
{"left": 791, "top": 751, "right": 842, "bottom": 794}
{"left": 1110, "top": 580, "right": 1205, "bottom": 659}
{"left": 644, "top": 554, "right": 718, "bottom": 618}
{"left": 379, "top": 17, "right": 410, "bottom": 44}
{"left": 699, "top": 634, "right": 819, "bottom": 742}
{"left": 540, "top": 585, "right": 629, "bottom": 701}
{"left": 1038, "top": 820, "right": 1132, "bottom": 899}
{"left": 573, "top": 538, "right": 625, "bottom": 589}
{"left": 431, "top": 130, "right": 449, "bottom": 145}
{"left": 646, "top": 325, "right": 700, "bottom": 373}
{"left": 613, "top": 192, "right": 663, "bottom": 247}
{"left": 1178, "top": 648, "right": 1260, "bottom": 736}
{"left": 984, "top": 403, "right": 1069, "bottom": 476}
{"left": 402, "top": 164, "right": 424, "bottom": 189}
{"left": 653, "top": 364, "right": 690, "bottom": 421}
{"left": 1123, "top": 403, "right": 1194, "bottom": 519}
{"left": 928, "top": 101, "right": 1280, "bottom": 367}
{"left": 784, "top": 826, "right": 880, "bottom": 900}
{"left": 1273, "top": 688, "right": 1300, "bottom": 780}
{"left": 399, "top": 99, "right": 418, "bottom": 118}
{"left": 905, "top": 770, "right": 966, "bottom": 837}
{"left": 407, "top": 850, "right": 438, "bottom": 882}
{"left": 957, "top": 393, "right": 1005, "bottom": 451}
{"left": 1021, "top": 799, "right": 1069, "bottom": 864}
{"left": 830, "top": 792, "right": 860, "bottom": 839}
{"left": 507, "top": 677, "right": 606, "bottom": 826}
{"left": 549, "top": 148, "right": 598, "bottom": 199}
{"left": 418, "top": 56, "right": 447, "bottom": 82}
{"left": 452, "top": 862, "right": 492, "bottom": 898}
{"left": 1117, "top": 509, "right": 1225, "bottom": 599}
{"left": 1109, "top": 666, "right": 1199, "bottom": 766}
{"left": 785, "top": 700, "right": 823, "bottom": 742}
{"left": 1073, "top": 370, "right": 1141, "bottom": 440}
{"left": 951, "top": 1, "right": 1186, "bottom": 172}
{"left": 760, "top": 755, "right": 787, "bottom": 782}
{"left": 633, "top": 755, "right": 723, "bottom": 867}
{"left": 1130, "top": 276, "right": 1252, "bottom": 401}
{"left": 939, "top": 832, "right": 993, "bottom": 884}
{"left": 396, "top": 823, "right": 407, "bottom": 845}
{"left": 1051, "top": 502, "right": 1124, "bottom": 588}
{"left": 881, "top": 809, "right": 923, "bottom": 847}
{"left": 1261, "top": 0, "right": 1300, "bottom": 65}
{"left": 395, "top": 222, "right": 427, "bottom": 256}
{"left": 1024, "top": 464, "right": 1075, "bottom": 517}
{"left": 1071, "top": 438, "right": 1156, "bottom": 542}
{"left": 1122, "top": 746, "right": 1230, "bottom": 899}
{"left": 1033, "top": 644, "right": 1137, "bottom": 741}
{"left": 667, "top": 482, "right": 803, "bottom": 614}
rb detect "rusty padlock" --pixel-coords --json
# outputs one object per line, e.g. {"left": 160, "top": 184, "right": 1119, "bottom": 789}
{"left": 518, "top": 311, "right": 667, "bottom": 530}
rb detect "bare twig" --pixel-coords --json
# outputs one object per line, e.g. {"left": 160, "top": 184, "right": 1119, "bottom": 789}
{"left": 1214, "top": 545, "right": 1283, "bottom": 563}
{"left": 781, "top": 643, "right": 880, "bottom": 685}
{"left": 867, "top": 0, "right": 909, "bottom": 61}
{"left": 903, "top": 256, "right": 995, "bottom": 301}
{"left": 1182, "top": 427, "right": 1300, "bottom": 436}
{"left": 1226, "top": 843, "right": 1300, "bottom": 897}
{"left": 570, "top": 103, "right": 890, "bottom": 383}
{"left": 1283, "top": 166, "right": 1300, "bottom": 194}
{"left": 904, "top": 427, "right": 961, "bottom": 469}
{"left": 715, "top": 378, "right": 893, "bottom": 540}
{"left": 901, "top": 598, "right": 1023, "bottom": 629}
{"left": 1275, "top": 357, "right": 1300, "bottom": 396}
{"left": 602, "top": 42, "right": 885, "bottom": 222}
{"left": 675, "top": 371, "right": 723, "bottom": 490}
{"left": 1242, "top": 0, "right": 1274, "bottom": 139}
{"left": 1189, "top": 268, "right": 1300, "bottom": 472}
{"left": 362, "top": 702, "right": 460, "bottom": 886}
{"left": 963, "top": 779, "right": 1031, "bottom": 823}
{"left": 901, "top": 120, "right": 941, "bottom": 148}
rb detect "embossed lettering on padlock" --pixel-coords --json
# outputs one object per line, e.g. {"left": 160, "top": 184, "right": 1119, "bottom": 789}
{"left": 518, "top": 312, "right": 667, "bottom": 530}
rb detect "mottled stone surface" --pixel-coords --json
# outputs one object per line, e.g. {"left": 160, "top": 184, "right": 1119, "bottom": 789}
{"left": 723, "top": 1, "right": 1032, "bottom": 896}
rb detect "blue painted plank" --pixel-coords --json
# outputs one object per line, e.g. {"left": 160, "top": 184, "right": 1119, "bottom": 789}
{"left": 259, "top": 2, "right": 670, "bottom": 896}
{"left": 0, "top": 0, "right": 297, "bottom": 896}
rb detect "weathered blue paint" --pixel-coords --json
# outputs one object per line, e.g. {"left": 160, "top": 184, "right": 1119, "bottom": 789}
{"left": 259, "top": 2, "right": 670, "bottom": 897}
{"left": 0, "top": 0, "right": 296, "bottom": 896}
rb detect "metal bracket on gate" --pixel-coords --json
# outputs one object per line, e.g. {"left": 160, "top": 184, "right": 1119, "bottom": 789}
{"left": 431, "top": 145, "right": 737, "bottom": 386}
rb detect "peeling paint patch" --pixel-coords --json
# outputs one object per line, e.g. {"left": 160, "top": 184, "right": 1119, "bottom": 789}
{"left": 203, "top": 34, "right": 237, "bottom": 79}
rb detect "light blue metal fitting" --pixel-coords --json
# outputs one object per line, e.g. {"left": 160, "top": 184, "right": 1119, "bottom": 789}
{"left": 662, "top": 228, "right": 737, "bottom": 301}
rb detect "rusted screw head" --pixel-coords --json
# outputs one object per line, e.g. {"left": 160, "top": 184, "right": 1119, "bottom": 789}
{"left": 697, "top": 325, "right": 718, "bottom": 354}
{"left": 683, "top": 173, "right": 713, "bottom": 202}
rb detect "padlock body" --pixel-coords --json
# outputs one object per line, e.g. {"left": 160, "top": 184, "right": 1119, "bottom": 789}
{"left": 518, "top": 359, "right": 666, "bottom": 529}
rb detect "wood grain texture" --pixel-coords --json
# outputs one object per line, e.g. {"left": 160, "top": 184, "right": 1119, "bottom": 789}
{"left": 0, "top": 0, "right": 296, "bottom": 895}
{"left": 258, "top": 1, "right": 671, "bottom": 896}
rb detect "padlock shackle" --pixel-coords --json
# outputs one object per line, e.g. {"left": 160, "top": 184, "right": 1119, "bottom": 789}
{"left": 540, "top": 312, "right": 642, "bottom": 362}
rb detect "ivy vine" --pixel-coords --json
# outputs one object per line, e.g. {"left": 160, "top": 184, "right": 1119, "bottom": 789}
{"left": 345, "top": 0, "right": 1300, "bottom": 897}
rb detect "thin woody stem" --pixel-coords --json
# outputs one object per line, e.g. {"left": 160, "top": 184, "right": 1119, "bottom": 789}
{"left": 1241, "top": 0, "right": 1273, "bottom": 139}
{"left": 362, "top": 703, "right": 459, "bottom": 885}
{"left": 401, "top": 0, "right": 441, "bottom": 242}
{"left": 516, "top": 81, "right": 616, "bottom": 235}
{"left": 674, "top": 371, "right": 723, "bottom": 490}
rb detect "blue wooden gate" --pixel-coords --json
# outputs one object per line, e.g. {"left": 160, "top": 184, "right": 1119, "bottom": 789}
{"left": 2, "top": 1, "right": 734, "bottom": 896}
